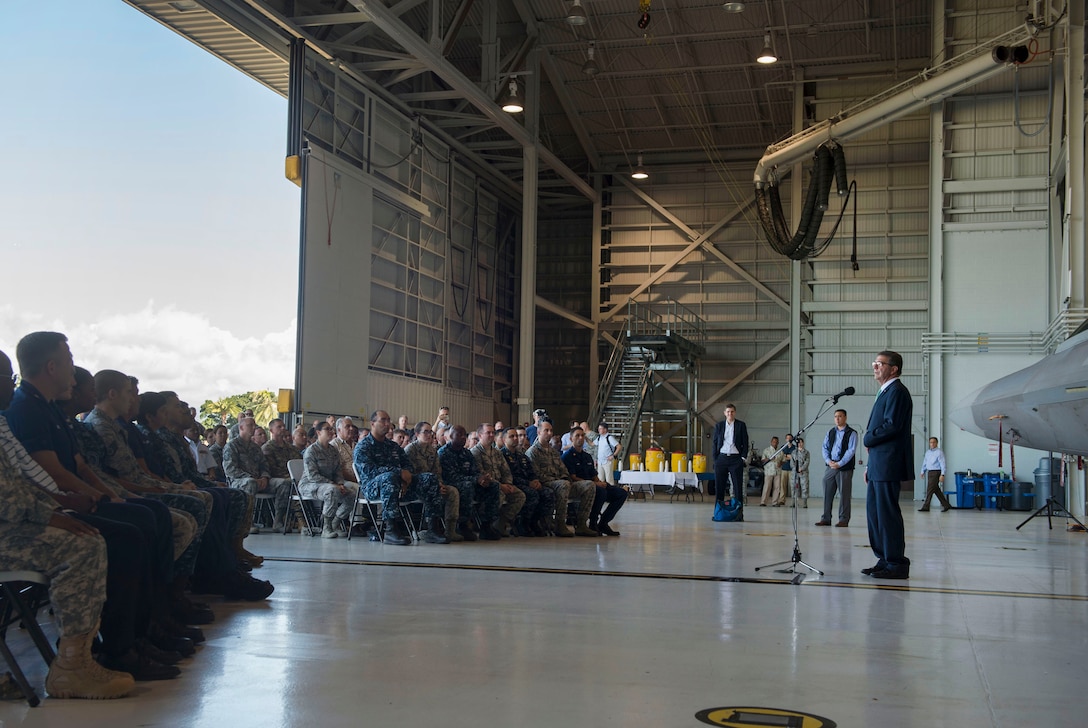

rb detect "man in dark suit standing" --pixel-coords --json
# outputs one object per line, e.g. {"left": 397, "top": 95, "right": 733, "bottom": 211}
{"left": 712, "top": 403, "right": 749, "bottom": 520}
{"left": 863, "top": 350, "right": 913, "bottom": 579}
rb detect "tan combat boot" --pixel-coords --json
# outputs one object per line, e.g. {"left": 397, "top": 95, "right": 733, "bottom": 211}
{"left": 46, "top": 625, "right": 135, "bottom": 699}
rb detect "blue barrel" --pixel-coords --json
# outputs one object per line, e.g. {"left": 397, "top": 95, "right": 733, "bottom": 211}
{"left": 953, "top": 472, "right": 970, "bottom": 509}
{"left": 982, "top": 473, "right": 1002, "bottom": 510}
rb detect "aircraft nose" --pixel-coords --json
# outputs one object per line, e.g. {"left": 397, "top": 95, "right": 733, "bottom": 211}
{"left": 949, "top": 384, "right": 987, "bottom": 435}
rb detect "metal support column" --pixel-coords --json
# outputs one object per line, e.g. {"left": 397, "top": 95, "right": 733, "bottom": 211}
{"left": 516, "top": 47, "right": 540, "bottom": 426}
{"left": 927, "top": 0, "right": 947, "bottom": 500}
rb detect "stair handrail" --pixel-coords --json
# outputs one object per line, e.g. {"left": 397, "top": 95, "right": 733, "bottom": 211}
{"left": 615, "top": 361, "right": 653, "bottom": 461}
{"left": 588, "top": 327, "right": 628, "bottom": 429}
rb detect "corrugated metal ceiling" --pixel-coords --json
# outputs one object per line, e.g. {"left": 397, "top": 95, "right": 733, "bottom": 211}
{"left": 125, "top": 0, "right": 941, "bottom": 195}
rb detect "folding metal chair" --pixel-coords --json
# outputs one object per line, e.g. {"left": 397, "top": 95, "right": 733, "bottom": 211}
{"left": 253, "top": 492, "right": 276, "bottom": 529}
{"left": 350, "top": 464, "right": 384, "bottom": 541}
{"left": 0, "top": 571, "right": 55, "bottom": 707}
{"left": 286, "top": 459, "right": 322, "bottom": 537}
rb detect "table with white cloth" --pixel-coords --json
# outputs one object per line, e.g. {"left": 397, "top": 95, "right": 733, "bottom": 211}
{"left": 618, "top": 471, "right": 702, "bottom": 501}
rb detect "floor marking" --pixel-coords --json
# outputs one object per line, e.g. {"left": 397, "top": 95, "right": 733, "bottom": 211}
{"left": 261, "top": 556, "right": 1088, "bottom": 600}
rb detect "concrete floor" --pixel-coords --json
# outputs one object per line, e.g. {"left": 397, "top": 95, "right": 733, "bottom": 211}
{"left": 2, "top": 496, "right": 1086, "bottom": 728}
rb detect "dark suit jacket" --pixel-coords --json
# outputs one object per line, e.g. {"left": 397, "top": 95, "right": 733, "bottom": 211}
{"left": 863, "top": 379, "right": 914, "bottom": 481}
{"left": 712, "top": 419, "right": 749, "bottom": 461}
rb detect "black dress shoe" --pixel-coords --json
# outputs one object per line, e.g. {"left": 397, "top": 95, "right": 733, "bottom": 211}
{"left": 221, "top": 571, "right": 275, "bottom": 601}
{"left": 870, "top": 568, "right": 910, "bottom": 580}
{"left": 861, "top": 563, "right": 886, "bottom": 576}
{"left": 158, "top": 616, "right": 205, "bottom": 644}
{"left": 941, "top": 506, "right": 951, "bottom": 512}
{"left": 173, "top": 603, "right": 215, "bottom": 626}
{"left": 478, "top": 524, "right": 502, "bottom": 541}
{"left": 597, "top": 523, "right": 621, "bottom": 537}
{"left": 139, "top": 640, "right": 184, "bottom": 666}
{"left": 100, "top": 649, "right": 181, "bottom": 681}
{"left": 148, "top": 625, "right": 196, "bottom": 657}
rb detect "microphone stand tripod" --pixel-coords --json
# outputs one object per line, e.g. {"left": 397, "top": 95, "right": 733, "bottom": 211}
{"left": 754, "top": 395, "right": 845, "bottom": 578}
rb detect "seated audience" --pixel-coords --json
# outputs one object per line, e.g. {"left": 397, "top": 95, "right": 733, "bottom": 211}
{"left": 526, "top": 420, "right": 596, "bottom": 537}
{"left": 562, "top": 427, "right": 628, "bottom": 536}
{"left": 438, "top": 425, "right": 502, "bottom": 541}
{"left": 500, "top": 428, "right": 553, "bottom": 536}
{"left": 471, "top": 422, "right": 525, "bottom": 537}
{"left": 297, "top": 422, "right": 358, "bottom": 538}
{"left": 354, "top": 410, "right": 446, "bottom": 545}
{"left": 403, "top": 421, "right": 460, "bottom": 541}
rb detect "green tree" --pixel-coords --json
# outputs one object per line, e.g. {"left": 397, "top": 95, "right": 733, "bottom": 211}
{"left": 199, "top": 390, "right": 278, "bottom": 431}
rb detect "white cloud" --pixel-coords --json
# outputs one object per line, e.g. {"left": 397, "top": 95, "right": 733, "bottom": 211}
{"left": 0, "top": 303, "right": 296, "bottom": 409}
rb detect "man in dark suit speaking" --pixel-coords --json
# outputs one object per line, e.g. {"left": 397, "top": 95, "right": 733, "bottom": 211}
{"left": 712, "top": 403, "right": 749, "bottom": 520}
{"left": 862, "top": 350, "right": 913, "bottom": 579}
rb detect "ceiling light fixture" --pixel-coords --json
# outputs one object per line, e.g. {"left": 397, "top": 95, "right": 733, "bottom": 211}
{"left": 566, "top": 0, "right": 588, "bottom": 26}
{"left": 501, "top": 80, "right": 524, "bottom": 113}
{"left": 722, "top": 2, "right": 745, "bottom": 12}
{"left": 631, "top": 154, "right": 649, "bottom": 180}
{"left": 582, "top": 41, "right": 600, "bottom": 77}
{"left": 756, "top": 32, "right": 777, "bottom": 64}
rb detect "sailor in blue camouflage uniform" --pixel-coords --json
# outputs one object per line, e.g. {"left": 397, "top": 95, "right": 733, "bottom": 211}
{"left": 438, "top": 424, "right": 502, "bottom": 541}
{"left": 501, "top": 427, "right": 554, "bottom": 536}
{"left": 403, "top": 420, "right": 460, "bottom": 542}
{"left": 354, "top": 410, "right": 446, "bottom": 545}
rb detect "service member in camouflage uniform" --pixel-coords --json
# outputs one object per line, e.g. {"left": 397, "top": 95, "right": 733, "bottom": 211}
{"left": 526, "top": 420, "right": 596, "bottom": 537}
{"left": 438, "top": 424, "right": 502, "bottom": 541}
{"left": 0, "top": 349, "right": 135, "bottom": 698}
{"left": 149, "top": 390, "right": 269, "bottom": 592}
{"left": 355, "top": 410, "right": 446, "bottom": 545}
{"left": 262, "top": 418, "right": 302, "bottom": 480}
{"left": 403, "top": 421, "right": 461, "bottom": 541}
{"left": 298, "top": 422, "right": 358, "bottom": 538}
{"left": 83, "top": 371, "right": 212, "bottom": 560}
{"left": 222, "top": 416, "right": 292, "bottom": 534}
{"left": 208, "top": 425, "right": 228, "bottom": 470}
{"left": 0, "top": 446, "right": 135, "bottom": 699}
{"left": 471, "top": 422, "right": 525, "bottom": 536}
{"left": 501, "top": 427, "right": 554, "bottom": 536}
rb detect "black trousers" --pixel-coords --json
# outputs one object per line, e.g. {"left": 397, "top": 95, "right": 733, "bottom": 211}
{"left": 72, "top": 511, "right": 149, "bottom": 657}
{"left": 714, "top": 454, "right": 746, "bottom": 505}
{"left": 590, "top": 483, "right": 629, "bottom": 526}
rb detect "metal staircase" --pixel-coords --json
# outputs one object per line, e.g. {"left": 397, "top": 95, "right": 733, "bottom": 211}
{"left": 589, "top": 300, "right": 706, "bottom": 462}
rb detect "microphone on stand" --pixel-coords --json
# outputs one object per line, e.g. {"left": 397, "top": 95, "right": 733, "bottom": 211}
{"left": 829, "top": 386, "right": 855, "bottom": 403}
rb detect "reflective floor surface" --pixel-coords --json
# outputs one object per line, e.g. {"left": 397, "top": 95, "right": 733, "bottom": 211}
{"left": 2, "top": 496, "right": 1086, "bottom": 728}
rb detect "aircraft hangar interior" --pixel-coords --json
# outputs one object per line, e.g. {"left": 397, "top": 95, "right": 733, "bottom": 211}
{"left": 123, "top": 0, "right": 1087, "bottom": 516}
{"left": 6, "top": 1, "right": 1083, "bottom": 726}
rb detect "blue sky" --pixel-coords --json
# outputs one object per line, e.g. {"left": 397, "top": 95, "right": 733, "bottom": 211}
{"left": 0, "top": 1, "right": 300, "bottom": 408}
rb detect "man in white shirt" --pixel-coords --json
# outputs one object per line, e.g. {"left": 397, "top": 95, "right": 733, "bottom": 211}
{"left": 918, "top": 436, "right": 952, "bottom": 512}
{"left": 595, "top": 423, "right": 619, "bottom": 486}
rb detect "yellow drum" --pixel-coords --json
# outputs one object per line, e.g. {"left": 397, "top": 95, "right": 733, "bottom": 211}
{"left": 645, "top": 447, "right": 665, "bottom": 472}
{"left": 692, "top": 453, "right": 708, "bottom": 473}
{"left": 628, "top": 453, "right": 642, "bottom": 471}
{"left": 671, "top": 452, "right": 688, "bottom": 473}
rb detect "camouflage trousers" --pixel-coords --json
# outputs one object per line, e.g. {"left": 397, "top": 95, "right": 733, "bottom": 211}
{"left": 230, "top": 477, "right": 292, "bottom": 521}
{"left": 202, "top": 485, "right": 247, "bottom": 543}
{"left": 300, "top": 481, "right": 358, "bottom": 519}
{"left": 443, "top": 482, "right": 460, "bottom": 524}
{"left": 365, "top": 471, "right": 445, "bottom": 521}
{"left": 445, "top": 478, "right": 500, "bottom": 524}
{"left": 0, "top": 523, "right": 107, "bottom": 637}
{"left": 792, "top": 471, "right": 810, "bottom": 500}
{"left": 145, "top": 492, "right": 208, "bottom": 574}
{"left": 539, "top": 479, "right": 571, "bottom": 528}
{"left": 514, "top": 482, "right": 556, "bottom": 525}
